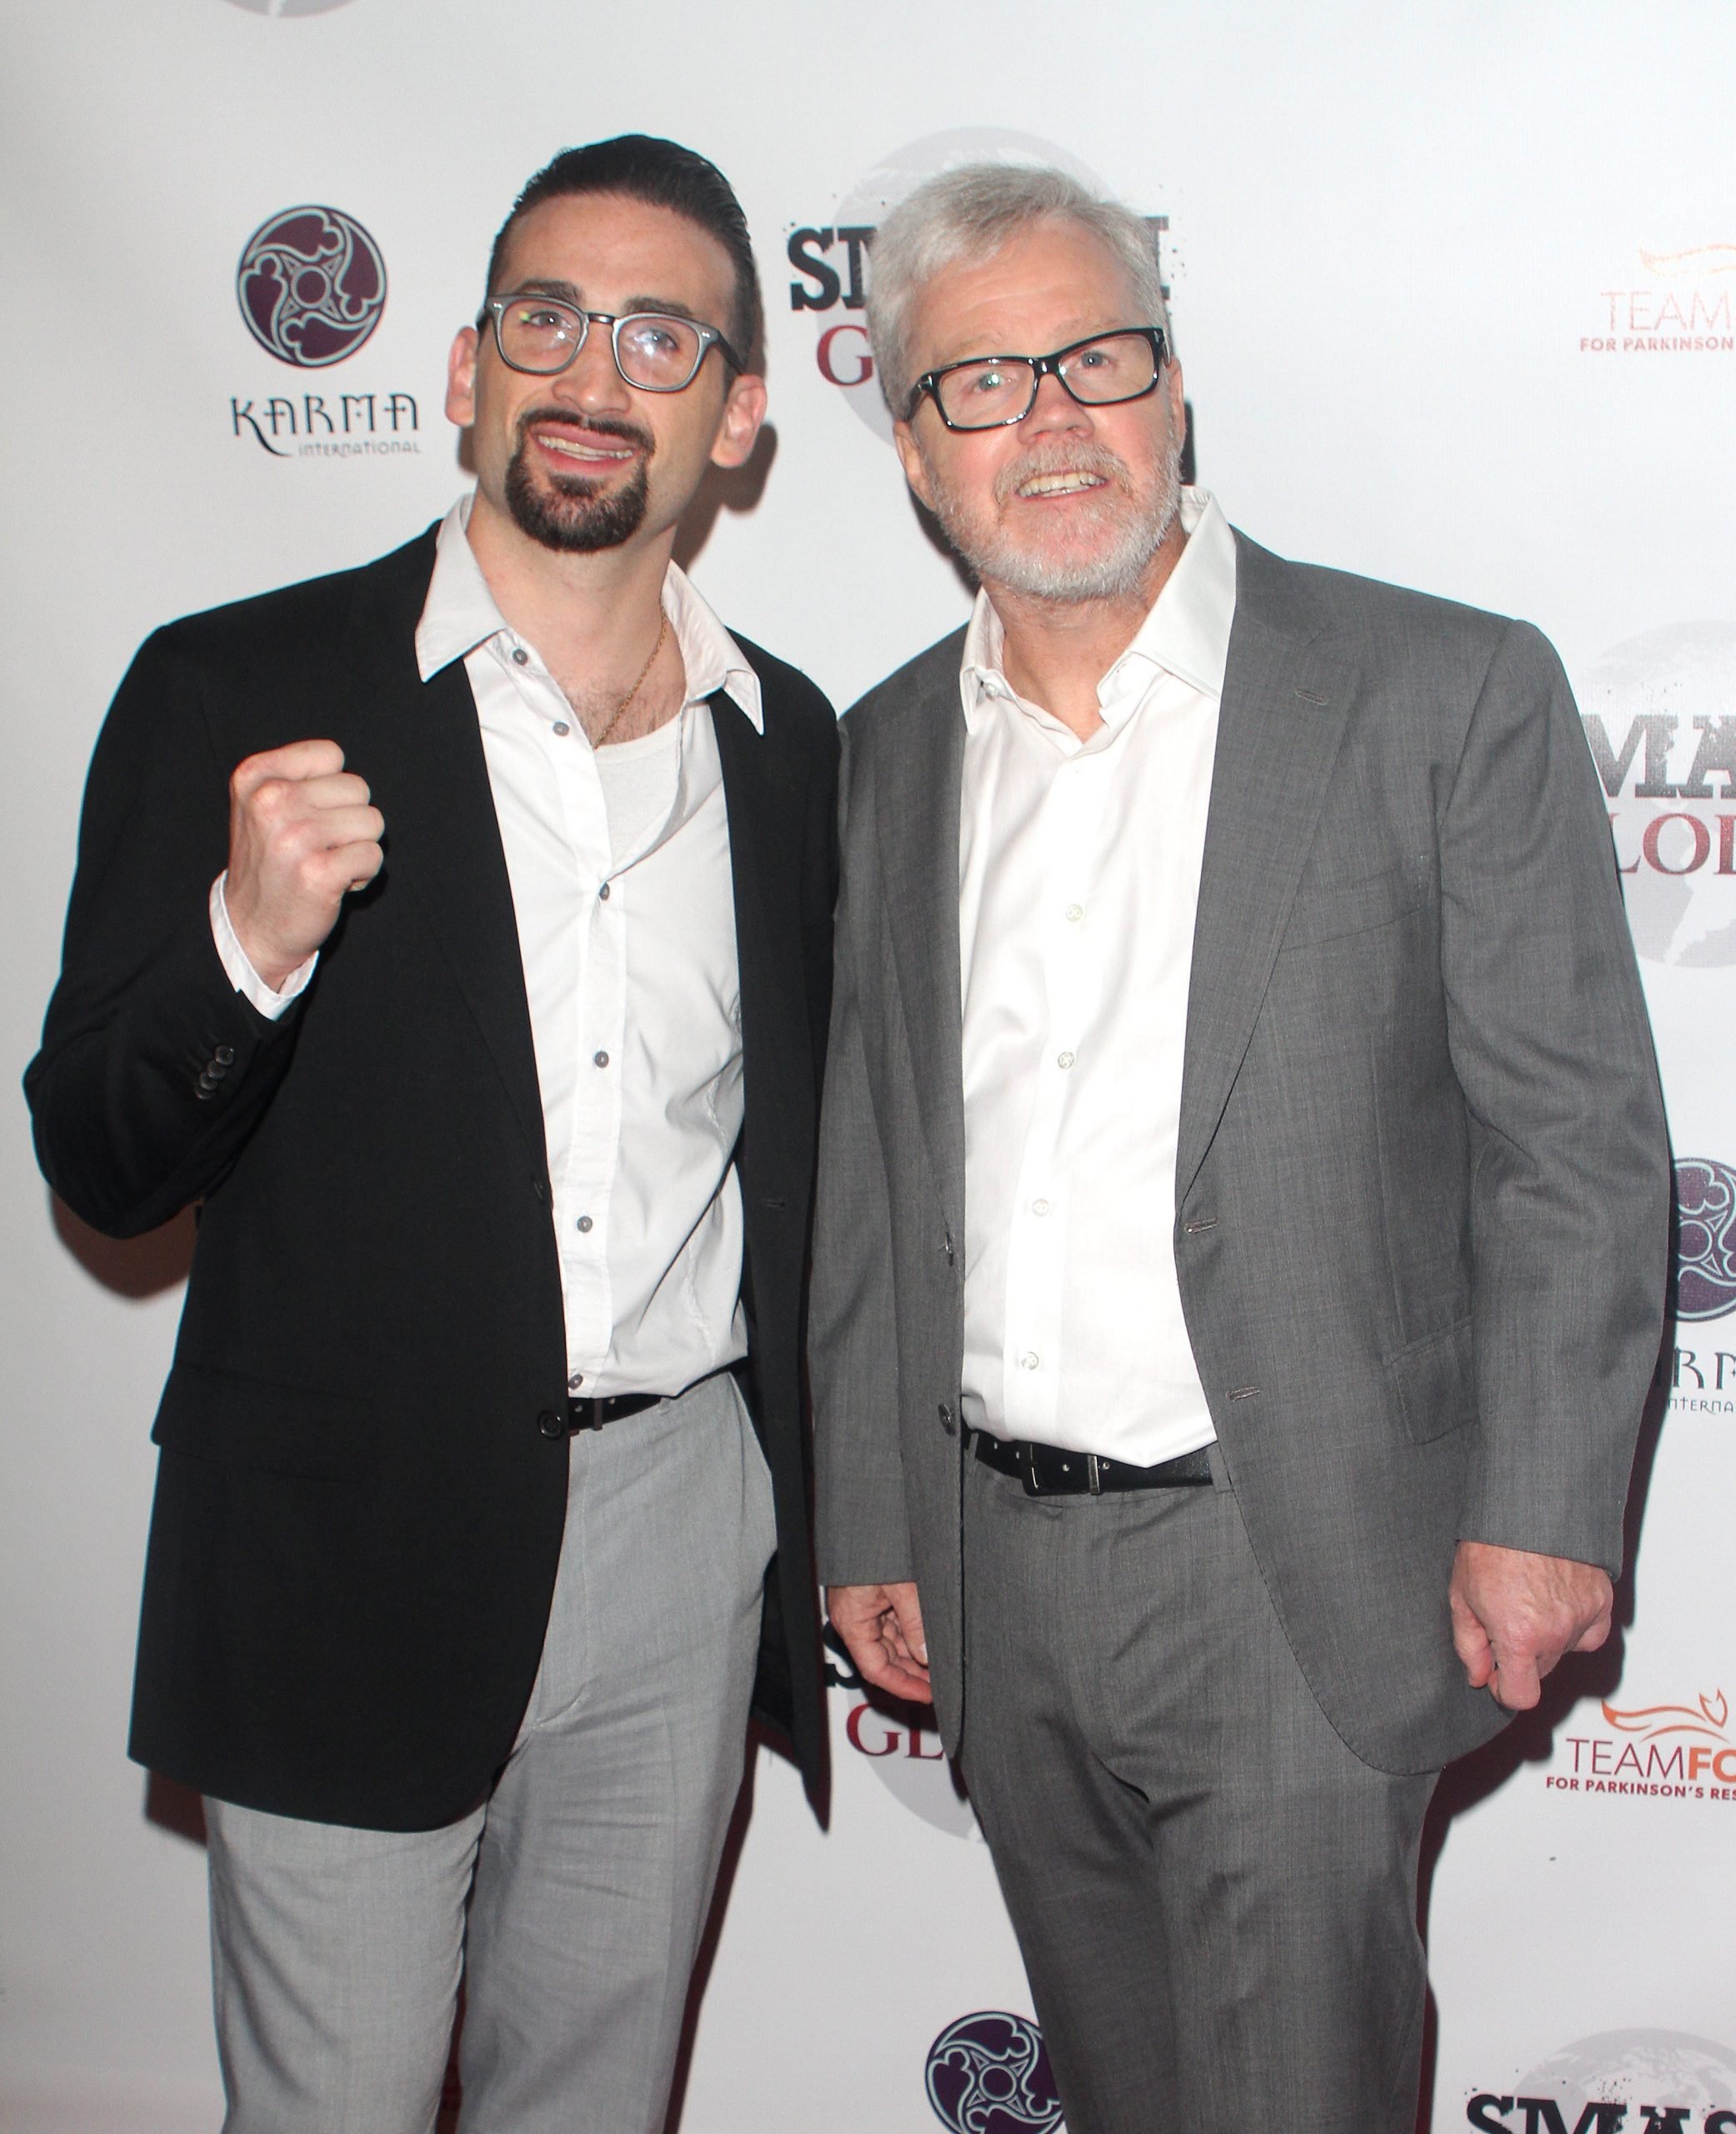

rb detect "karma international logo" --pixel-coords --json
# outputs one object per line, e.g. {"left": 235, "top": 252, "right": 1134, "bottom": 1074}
{"left": 787, "top": 128, "right": 1178, "bottom": 444}
{"left": 238, "top": 206, "right": 387, "bottom": 368}
{"left": 1581, "top": 625, "right": 1736, "bottom": 966}
{"left": 228, "top": 208, "right": 419, "bottom": 462}
{"left": 1467, "top": 2027, "right": 1736, "bottom": 2130}
{"left": 1541, "top": 1684, "right": 1736, "bottom": 1802}
{"left": 1673, "top": 1159, "right": 1736, "bottom": 1323}
{"left": 1581, "top": 244, "right": 1736, "bottom": 357}
{"left": 926, "top": 2011, "right": 1064, "bottom": 2134}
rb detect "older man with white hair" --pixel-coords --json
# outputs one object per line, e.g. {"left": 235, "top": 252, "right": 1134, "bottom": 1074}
{"left": 811, "top": 163, "right": 1667, "bottom": 2130}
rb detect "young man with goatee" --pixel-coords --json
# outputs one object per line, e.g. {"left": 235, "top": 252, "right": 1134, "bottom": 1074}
{"left": 28, "top": 135, "right": 838, "bottom": 2134}
{"left": 812, "top": 163, "right": 1668, "bottom": 2132}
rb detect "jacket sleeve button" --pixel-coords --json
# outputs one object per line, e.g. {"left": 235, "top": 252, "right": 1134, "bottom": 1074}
{"left": 214, "top": 1045, "right": 236, "bottom": 1065}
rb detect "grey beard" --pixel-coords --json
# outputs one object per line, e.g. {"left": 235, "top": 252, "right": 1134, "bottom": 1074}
{"left": 503, "top": 442, "right": 650, "bottom": 554}
{"left": 928, "top": 432, "right": 1183, "bottom": 604}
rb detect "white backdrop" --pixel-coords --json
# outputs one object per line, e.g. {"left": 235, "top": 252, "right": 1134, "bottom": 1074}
{"left": 4, "top": 4, "right": 1735, "bottom": 2129}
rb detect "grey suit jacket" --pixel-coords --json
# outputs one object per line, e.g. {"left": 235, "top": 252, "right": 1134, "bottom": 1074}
{"left": 809, "top": 530, "right": 1669, "bottom": 1776}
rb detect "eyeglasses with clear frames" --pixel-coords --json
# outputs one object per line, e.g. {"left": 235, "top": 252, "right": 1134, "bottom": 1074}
{"left": 480, "top": 292, "right": 744, "bottom": 392}
{"left": 909, "top": 326, "right": 1168, "bottom": 431}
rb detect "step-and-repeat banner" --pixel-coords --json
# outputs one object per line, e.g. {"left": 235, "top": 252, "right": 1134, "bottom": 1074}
{"left": 3, "top": 5, "right": 1733, "bottom": 2130}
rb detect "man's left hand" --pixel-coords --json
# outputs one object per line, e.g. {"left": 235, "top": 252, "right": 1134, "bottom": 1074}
{"left": 1448, "top": 1540, "right": 1614, "bottom": 1711}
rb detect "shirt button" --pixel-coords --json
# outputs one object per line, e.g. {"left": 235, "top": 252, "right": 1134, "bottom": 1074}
{"left": 1031, "top": 1199, "right": 1050, "bottom": 1216}
{"left": 593, "top": 1050, "right": 609, "bottom": 1069}
{"left": 598, "top": 882, "right": 611, "bottom": 900}
{"left": 568, "top": 1370, "right": 584, "bottom": 1391}
{"left": 512, "top": 646, "right": 529, "bottom": 666}
{"left": 1057, "top": 1050, "right": 1076, "bottom": 1070}
{"left": 552, "top": 720, "right": 571, "bottom": 737}
{"left": 576, "top": 1215, "right": 593, "bottom": 1234}
{"left": 1019, "top": 1351, "right": 1040, "bottom": 1371}
{"left": 1065, "top": 904, "right": 1084, "bottom": 922}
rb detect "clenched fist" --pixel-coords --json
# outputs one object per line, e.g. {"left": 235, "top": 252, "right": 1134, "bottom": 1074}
{"left": 225, "top": 740, "right": 384, "bottom": 991}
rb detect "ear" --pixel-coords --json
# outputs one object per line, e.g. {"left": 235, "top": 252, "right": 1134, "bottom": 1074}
{"left": 445, "top": 325, "right": 480, "bottom": 430}
{"left": 709, "top": 369, "right": 768, "bottom": 470}
{"left": 893, "top": 418, "right": 937, "bottom": 512}
{"left": 1163, "top": 356, "right": 1186, "bottom": 445}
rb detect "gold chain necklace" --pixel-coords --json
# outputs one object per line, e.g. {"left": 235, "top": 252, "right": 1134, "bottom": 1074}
{"left": 592, "top": 611, "right": 670, "bottom": 749}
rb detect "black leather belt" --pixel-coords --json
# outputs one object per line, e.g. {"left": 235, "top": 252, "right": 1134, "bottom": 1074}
{"left": 565, "top": 1391, "right": 663, "bottom": 1433}
{"left": 971, "top": 1427, "right": 1213, "bottom": 1497}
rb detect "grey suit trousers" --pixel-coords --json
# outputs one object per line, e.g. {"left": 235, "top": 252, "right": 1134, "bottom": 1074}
{"left": 203, "top": 1370, "right": 775, "bottom": 2134}
{"left": 958, "top": 1450, "right": 1436, "bottom": 2134}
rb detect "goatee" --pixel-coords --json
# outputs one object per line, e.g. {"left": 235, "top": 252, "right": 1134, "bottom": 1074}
{"left": 503, "top": 412, "right": 653, "bottom": 553}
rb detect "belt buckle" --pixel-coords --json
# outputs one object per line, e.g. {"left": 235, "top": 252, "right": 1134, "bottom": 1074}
{"left": 1086, "top": 1452, "right": 1103, "bottom": 1496}
{"left": 1018, "top": 1441, "right": 1043, "bottom": 1497}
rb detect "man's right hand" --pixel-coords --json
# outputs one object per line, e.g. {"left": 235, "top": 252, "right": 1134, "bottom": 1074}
{"left": 225, "top": 741, "right": 384, "bottom": 991}
{"left": 827, "top": 1581, "right": 933, "bottom": 1704}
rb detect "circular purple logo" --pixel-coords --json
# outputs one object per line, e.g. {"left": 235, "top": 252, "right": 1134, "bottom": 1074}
{"left": 926, "top": 2011, "right": 1063, "bottom": 2133}
{"left": 1673, "top": 1157, "right": 1736, "bottom": 1321}
{"left": 237, "top": 206, "right": 386, "bottom": 368}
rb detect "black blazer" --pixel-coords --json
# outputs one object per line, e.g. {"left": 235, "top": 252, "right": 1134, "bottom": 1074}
{"left": 27, "top": 528, "right": 838, "bottom": 1830}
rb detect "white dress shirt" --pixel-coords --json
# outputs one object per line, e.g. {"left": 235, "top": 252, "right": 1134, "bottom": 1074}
{"left": 215, "top": 494, "right": 763, "bottom": 1400}
{"left": 958, "top": 486, "right": 1237, "bottom": 1465}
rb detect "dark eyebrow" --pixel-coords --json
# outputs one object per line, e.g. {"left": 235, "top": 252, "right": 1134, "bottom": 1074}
{"left": 505, "top": 278, "right": 708, "bottom": 327}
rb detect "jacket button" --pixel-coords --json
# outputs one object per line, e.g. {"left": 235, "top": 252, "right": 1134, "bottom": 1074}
{"left": 938, "top": 1402, "right": 956, "bottom": 1436}
{"left": 214, "top": 1045, "right": 236, "bottom": 1065}
{"left": 537, "top": 1410, "right": 565, "bottom": 1440}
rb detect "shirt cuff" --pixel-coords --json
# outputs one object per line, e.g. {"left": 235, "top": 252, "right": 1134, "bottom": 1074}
{"left": 210, "top": 874, "right": 317, "bottom": 1019}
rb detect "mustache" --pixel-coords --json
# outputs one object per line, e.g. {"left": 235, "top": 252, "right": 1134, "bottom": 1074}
{"left": 994, "top": 438, "right": 1129, "bottom": 504}
{"left": 514, "top": 405, "right": 656, "bottom": 458}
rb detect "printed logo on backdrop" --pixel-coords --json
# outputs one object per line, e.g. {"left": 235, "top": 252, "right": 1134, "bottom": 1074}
{"left": 238, "top": 208, "right": 386, "bottom": 367}
{"left": 788, "top": 128, "right": 1180, "bottom": 445}
{"left": 1539, "top": 1681, "right": 1736, "bottom": 1801}
{"left": 925, "top": 2011, "right": 1064, "bottom": 2134}
{"left": 224, "top": 0, "right": 358, "bottom": 14}
{"left": 1672, "top": 1159, "right": 1736, "bottom": 1325}
{"left": 823, "top": 1627, "right": 981, "bottom": 1839}
{"left": 228, "top": 208, "right": 418, "bottom": 461}
{"left": 1582, "top": 244, "right": 1736, "bottom": 356}
{"left": 1581, "top": 626, "right": 1736, "bottom": 965}
{"left": 1466, "top": 2027, "right": 1736, "bottom": 2130}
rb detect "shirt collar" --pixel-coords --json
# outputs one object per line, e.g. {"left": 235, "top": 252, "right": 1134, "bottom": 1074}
{"left": 414, "top": 494, "right": 763, "bottom": 733}
{"left": 958, "top": 486, "right": 1238, "bottom": 733}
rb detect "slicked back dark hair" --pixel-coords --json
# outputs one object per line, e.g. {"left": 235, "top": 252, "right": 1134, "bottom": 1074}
{"left": 486, "top": 135, "right": 763, "bottom": 371}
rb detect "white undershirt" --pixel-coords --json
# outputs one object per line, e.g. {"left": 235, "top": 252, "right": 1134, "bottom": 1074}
{"left": 214, "top": 494, "right": 763, "bottom": 1400}
{"left": 958, "top": 486, "right": 1236, "bottom": 1465}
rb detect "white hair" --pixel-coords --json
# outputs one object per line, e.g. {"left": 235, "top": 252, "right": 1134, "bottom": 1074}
{"left": 866, "top": 163, "right": 1172, "bottom": 417}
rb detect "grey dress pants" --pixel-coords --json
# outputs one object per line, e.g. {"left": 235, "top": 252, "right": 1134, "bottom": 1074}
{"left": 203, "top": 1370, "right": 775, "bottom": 2134}
{"left": 958, "top": 1449, "right": 1438, "bottom": 2134}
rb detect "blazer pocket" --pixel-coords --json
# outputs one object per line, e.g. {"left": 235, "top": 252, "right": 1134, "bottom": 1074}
{"left": 152, "top": 1360, "right": 374, "bottom": 1480}
{"left": 1383, "top": 1317, "right": 1477, "bottom": 1445}
{"left": 1281, "top": 864, "right": 1419, "bottom": 950}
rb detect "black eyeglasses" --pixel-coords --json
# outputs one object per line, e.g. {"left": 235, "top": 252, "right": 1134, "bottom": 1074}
{"left": 480, "top": 292, "right": 743, "bottom": 392}
{"left": 909, "top": 326, "right": 1168, "bottom": 431}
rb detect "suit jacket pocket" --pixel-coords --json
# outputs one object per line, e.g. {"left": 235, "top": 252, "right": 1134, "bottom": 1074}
{"left": 1383, "top": 1317, "right": 1476, "bottom": 1445}
{"left": 152, "top": 1360, "right": 374, "bottom": 1480}
{"left": 1281, "top": 864, "right": 1420, "bottom": 950}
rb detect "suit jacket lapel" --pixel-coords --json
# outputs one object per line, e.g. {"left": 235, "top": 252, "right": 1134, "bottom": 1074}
{"left": 1176, "top": 538, "right": 1355, "bottom": 1200}
{"left": 877, "top": 644, "right": 968, "bottom": 1238}
{"left": 340, "top": 537, "right": 548, "bottom": 1175}
{"left": 713, "top": 687, "right": 808, "bottom": 1205}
